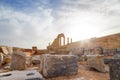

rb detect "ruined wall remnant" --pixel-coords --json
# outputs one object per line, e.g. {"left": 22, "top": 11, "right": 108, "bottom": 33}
{"left": 66, "top": 33, "right": 120, "bottom": 55}
{"left": 108, "top": 59, "right": 120, "bottom": 80}
{"left": 40, "top": 54, "right": 78, "bottom": 77}
{"left": 94, "top": 47, "right": 103, "bottom": 54}
{"left": 113, "top": 48, "right": 120, "bottom": 59}
{"left": 32, "top": 46, "right": 38, "bottom": 55}
{"left": 11, "top": 51, "right": 26, "bottom": 70}
{"left": 47, "top": 33, "right": 72, "bottom": 53}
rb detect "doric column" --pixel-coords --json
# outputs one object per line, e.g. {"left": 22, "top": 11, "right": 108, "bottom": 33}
{"left": 71, "top": 38, "right": 72, "bottom": 43}
{"left": 67, "top": 37, "right": 69, "bottom": 44}
{"left": 59, "top": 37, "right": 61, "bottom": 46}
{"left": 63, "top": 37, "right": 65, "bottom": 46}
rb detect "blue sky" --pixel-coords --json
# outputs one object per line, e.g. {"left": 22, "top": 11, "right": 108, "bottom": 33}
{"left": 0, "top": 0, "right": 120, "bottom": 49}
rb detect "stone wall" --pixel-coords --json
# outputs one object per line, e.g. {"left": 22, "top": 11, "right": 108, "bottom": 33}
{"left": 67, "top": 33, "right": 120, "bottom": 51}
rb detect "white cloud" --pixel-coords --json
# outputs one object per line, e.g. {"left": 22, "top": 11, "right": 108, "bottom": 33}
{"left": 0, "top": 0, "right": 120, "bottom": 48}
{"left": 53, "top": 0, "right": 120, "bottom": 38}
{"left": 0, "top": 6, "right": 55, "bottom": 49}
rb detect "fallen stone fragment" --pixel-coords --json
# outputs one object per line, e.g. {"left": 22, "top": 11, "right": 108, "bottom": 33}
{"left": 87, "top": 55, "right": 107, "bottom": 72}
{"left": 32, "top": 55, "right": 40, "bottom": 65}
{"left": 1, "top": 47, "right": 9, "bottom": 55}
{"left": 103, "top": 58, "right": 112, "bottom": 64}
{"left": 0, "top": 53, "right": 4, "bottom": 66}
{"left": 0, "top": 70, "right": 44, "bottom": 80}
{"left": 116, "top": 48, "right": 120, "bottom": 52}
{"left": 11, "top": 51, "right": 26, "bottom": 70}
{"left": 40, "top": 54, "right": 78, "bottom": 77}
{"left": 94, "top": 47, "right": 103, "bottom": 54}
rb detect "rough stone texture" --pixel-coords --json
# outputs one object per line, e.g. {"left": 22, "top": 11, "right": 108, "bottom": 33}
{"left": 94, "top": 47, "right": 103, "bottom": 54}
{"left": 103, "top": 49, "right": 108, "bottom": 56}
{"left": 84, "top": 48, "right": 90, "bottom": 55}
{"left": 66, "top": 33, "right": 120, "bottom": 53}
{"left": 87, "top": 55, "right": 106, "bottom": 72}
{"left": 0, "top": 53, "right": 4, "bottom": 66}
{"left": 1, "top": 47, "right": 9, "bottom": 55}
{"left": 7, "top": 47, "right": 13, "bottom": 54}
{"left": 113, "top": 49, "right": 120, "bottom": 59}
{"left": 11, "top": 51, "right": 26, "bottom": 70}
{"left": 32, "top": 55, "right": 40, "bottom": 65}
{"left": 103, "top": 58, "right": 112, "bottom": 64}
{"left": 114, "top": 53, "right": 120, "bottom": 59}
{"left": 32, "top": 46, "right": 38, "bottom": 55}
{"left": 103, "top": 49, "right": 117, "bottom": 56}
{"left": 40, "top": 54, "right": 78, "bottom": 77}
{"left": 0, "top": 70, "right": 44, "bottom": 80}
{"left": 117, "top": 48, "right": 120, "bottom": 52}
{"left": 107, "top": 49, "right": 116, "bottom": 56}
{"left": 108, "top": 59, "right": 120, "bottom": 80}
{"left": 69, "top": 51, "right": 83, "bottom": 61}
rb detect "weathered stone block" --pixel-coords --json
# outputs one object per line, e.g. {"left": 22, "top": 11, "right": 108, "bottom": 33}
{"left": 87, "top": 55, "right": 106, "bottom": 72}
{"left": 108, "top": 59, "right": 120, "bottom": 80}
{"left": 11, "top": 51, "right": 26, "bottom": 70}
{"left": 0, "top": 53, "right": 4, "bottom": 66}
{"left": 114, "top": 53, "right": 120, "bottom": 59}
{"left": 40, "top": 54, "right": 78, "bottom": 77}
{"left": 103, "top": 58, "right": 112, "bottom": 64}
{"left": 117, "top": 48, "right": 120, "bottom": 52}
{"left": 0, "top": 70, "right": 44, "bottom": 80}
{"left": 1, "top": 47, "right": 9, "bottom": 55}
{"left": 32, "top": 55, "right": 40, "bottom": 65}
{"left": 94, "top": 47, "right": 103, "bottom": 54}
{"left": 103, "top": 49, "right": 108, "bottom": 56}
{"left": 108, "top": 49, "right": 116, "bottom": 56}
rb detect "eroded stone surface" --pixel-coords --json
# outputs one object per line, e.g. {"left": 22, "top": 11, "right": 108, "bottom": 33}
{"left": 1, "top": 47, "right": 9, "bottom": 55}
{"left": 0, "top": 53, "right": 3, "bottom": 63}
{"left": 94, "top": 47, "right": 103, "bottom": 54}
{"left": 32, "top": 55, "right": 40, "bottom": 65}
{"left": 87, "top": 55, "right": 106, "bottom": 72}
{"left": 108, "top": 59, "right": 120, "bottom": 80}
{"left": 0, "top": 70, "right": 44, "bottom": 80}
{"left": 40, "top": 54, "right": 78, "bottom": 77}
{"left": 11, "top": 51, "right": 26, "bottom": 70}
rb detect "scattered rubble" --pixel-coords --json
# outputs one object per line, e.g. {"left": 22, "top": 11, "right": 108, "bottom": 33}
{"left": 0, "top": 33, "right": 120, "bottom": 80}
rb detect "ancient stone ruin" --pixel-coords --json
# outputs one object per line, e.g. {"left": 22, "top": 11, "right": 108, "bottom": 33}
{"left": 0, "top": 33, "right": 120, "bottom": 80}
{"left": 11, "top": 51, "right": 26, "bottom": 70}
{"left": 0, "top": 70, "right": 44, "bottom": 80}
{"left": 108, "top": 59, "right": 120, "bottom": 80}
{"left": 87, "top": 55, "right": 107, "bottom": 72}
{"left": 40, "top": 54, "right": 78, "bottom": 77}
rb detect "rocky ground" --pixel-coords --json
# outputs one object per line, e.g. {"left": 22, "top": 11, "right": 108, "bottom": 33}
{"left": 0, "top": 62, "right": 109, "bottom": 80}
{"left": 46, "top": 62, "right": 109, "bottom": 80}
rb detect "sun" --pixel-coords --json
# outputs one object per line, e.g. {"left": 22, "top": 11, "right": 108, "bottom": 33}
{"left": 69, "top": 26, "right": 99, "bottom": 41}
{"left": 66, "top": 12, "right": 101, "bottom": 41}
